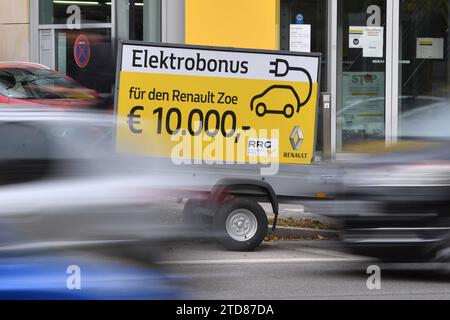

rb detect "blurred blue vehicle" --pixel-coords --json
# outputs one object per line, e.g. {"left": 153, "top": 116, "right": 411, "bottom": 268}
{"left": 0, "top": 254, "right": 184, "bottom": 300}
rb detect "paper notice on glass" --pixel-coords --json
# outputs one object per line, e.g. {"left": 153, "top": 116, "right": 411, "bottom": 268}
{"left": 362, "top": 27, "right": 384, "bottom": 58}
{"left": 342, "top": 71, "right": 385, "bottom": 137}
{"left": 349, "top": 27, "right": 365, "bottom": 48}
{"left": 290, "top": 24, "right": 311, "bottom": 53}
{"left": 416, "top": 38, "right": 444, "bottom": 59}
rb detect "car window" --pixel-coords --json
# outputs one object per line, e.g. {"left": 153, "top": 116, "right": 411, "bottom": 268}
{"left": 0, "top": 68, "right": 90, "bottom": 100}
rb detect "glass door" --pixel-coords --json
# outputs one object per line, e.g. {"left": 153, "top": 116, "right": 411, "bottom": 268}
{"left": 336, "top": 0, "right": 387, "bottom": 152}
{"left": 397, "top": 0, "right": 450, "bottom": 139}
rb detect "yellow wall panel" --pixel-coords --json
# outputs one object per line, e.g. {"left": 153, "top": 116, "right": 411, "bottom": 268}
{"left": 0, "top": 0, "right": 30, "bottom": 61}
{"left": 185, "top": 0, "right": 280, "bottom": 50}
{"left": 0, "top": 0, "right": 29, "bottom": 24}
{"left": 0, "top": 24, "right": 29, "bottom": 61}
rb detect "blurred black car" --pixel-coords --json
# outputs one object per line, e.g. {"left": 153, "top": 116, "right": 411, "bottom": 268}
{"left": 330, "top": 100, "right": 450, "bottom": 263}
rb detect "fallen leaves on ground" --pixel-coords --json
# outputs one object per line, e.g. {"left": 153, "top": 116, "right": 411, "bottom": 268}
{"left": 268, "top": 217, "right": 335, "bottom": 230}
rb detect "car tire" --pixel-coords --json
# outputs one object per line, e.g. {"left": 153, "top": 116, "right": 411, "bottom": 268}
{"left": 213, "top": 199, "right": 268, "bottom": 251}
{"left": 255, "top": 103, "right": 267, "bottom": 117}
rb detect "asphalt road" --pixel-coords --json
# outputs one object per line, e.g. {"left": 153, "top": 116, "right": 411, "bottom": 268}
{"left": 159, "top": 240, "right": 450, "bottom": 300}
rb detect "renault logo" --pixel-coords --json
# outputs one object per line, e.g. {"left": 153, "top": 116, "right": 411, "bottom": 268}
{"left": 289, "top": 126, "right": 304, "bottom": 150}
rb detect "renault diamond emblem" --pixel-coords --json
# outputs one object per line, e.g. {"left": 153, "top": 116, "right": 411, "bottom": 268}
{"left": 289, "top": 126, "right": 304, "bottom": 150}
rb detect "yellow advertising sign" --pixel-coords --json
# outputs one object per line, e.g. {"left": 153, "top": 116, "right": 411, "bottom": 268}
{"left": 115, "top": 43, "right": 321, "bottom": 165}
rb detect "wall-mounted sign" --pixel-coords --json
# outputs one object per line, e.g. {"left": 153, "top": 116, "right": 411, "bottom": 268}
{"left": 290, "top": 24, "right": 311, "bottom": 53}
{"left": 74, "top": 35, "right": 91, "bottom": 68}
{"left": 295, "top": 13, "right": 304, "bottom": 25}
{"left": 416, "top": 38, "right": 444, "bottom": 59}
{"left": 115, "top": 42, "right": 321, "bottom": 165}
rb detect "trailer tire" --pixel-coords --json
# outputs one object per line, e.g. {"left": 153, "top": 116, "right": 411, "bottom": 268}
{"left": 213, "top": 199, "right": 268, "bottom": 251}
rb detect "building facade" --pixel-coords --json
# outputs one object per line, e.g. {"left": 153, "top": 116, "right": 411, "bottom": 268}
{"left": 1, "top": 0, "right": 449, "bottom": 159}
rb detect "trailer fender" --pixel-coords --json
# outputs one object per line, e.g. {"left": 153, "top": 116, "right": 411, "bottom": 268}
{"left": 209, "top": 178, "right": 279, "bottom": 231}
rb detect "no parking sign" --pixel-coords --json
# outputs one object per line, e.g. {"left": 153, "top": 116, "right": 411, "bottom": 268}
{"left": 74, "top": 34, "right": 91, "bottom": 68}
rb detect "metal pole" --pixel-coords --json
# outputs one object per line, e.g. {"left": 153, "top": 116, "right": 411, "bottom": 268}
{"left": 129, "top": 0, "right": 136, "bottom": 40}
{"left": 322, "top": 92, "right": 332, "bottom": 161}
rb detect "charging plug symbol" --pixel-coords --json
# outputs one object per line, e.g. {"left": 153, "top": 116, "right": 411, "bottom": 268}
{"left": 269, "top": 59, "right": 292, "bottom": 77}
{"left": 255, "top": 58, "right": 313, "bottom": 118}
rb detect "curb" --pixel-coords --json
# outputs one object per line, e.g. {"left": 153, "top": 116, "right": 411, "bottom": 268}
{"left": 268, "top": 226, "right": 339, "bottom": 239}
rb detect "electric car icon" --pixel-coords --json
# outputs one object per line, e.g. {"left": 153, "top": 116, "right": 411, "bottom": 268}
{"left": 250, "top": 58, "right": 314, "bottom": 118}
{"left": 250, "top": 85, "right": 302, "bottom": 118}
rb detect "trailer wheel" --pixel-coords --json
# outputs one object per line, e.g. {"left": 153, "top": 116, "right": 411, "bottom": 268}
{"left": 213, "top": 199, "right": 268, "bottom": 251}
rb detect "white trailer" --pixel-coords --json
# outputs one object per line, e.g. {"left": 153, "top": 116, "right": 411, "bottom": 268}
{"left": 114, "top": 41, "right": 336, "bottom": 251}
